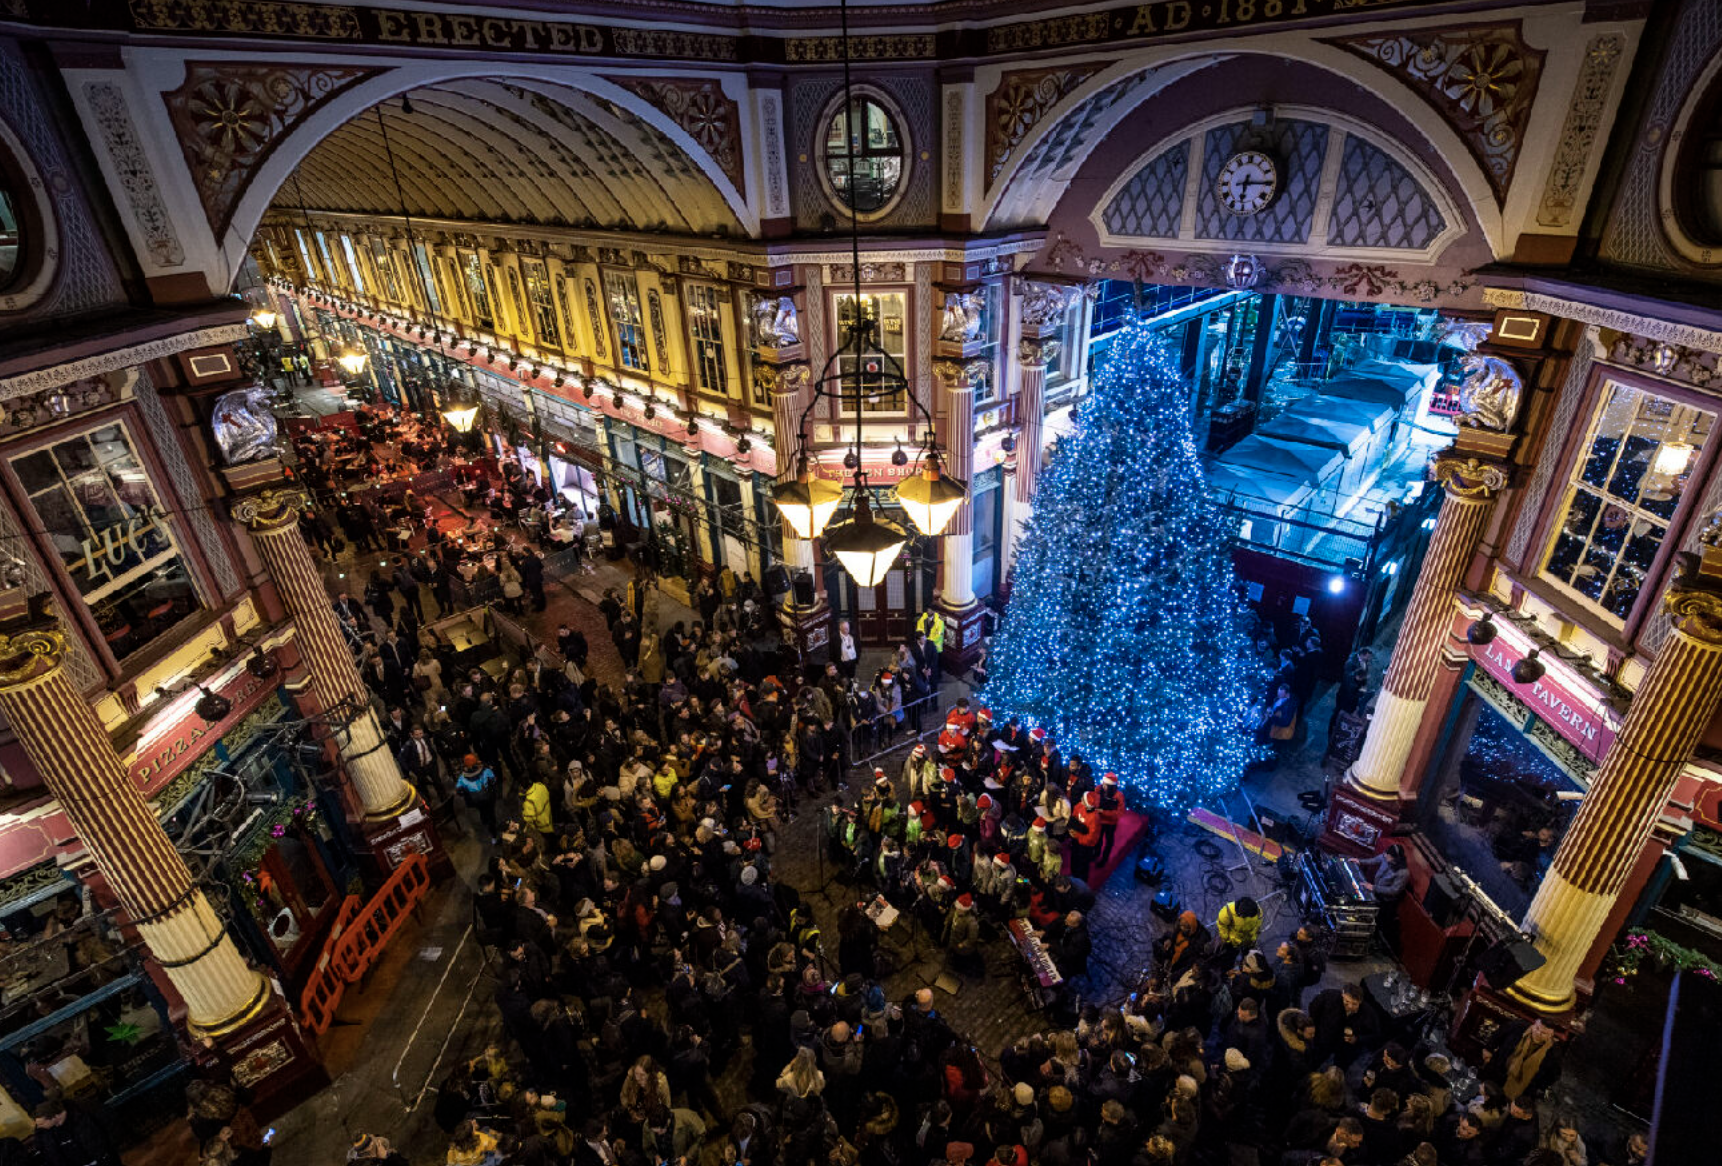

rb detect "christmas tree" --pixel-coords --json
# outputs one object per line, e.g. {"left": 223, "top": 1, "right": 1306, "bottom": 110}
{"left": 983, "top": 317, "right": 1260, "bottom": 811}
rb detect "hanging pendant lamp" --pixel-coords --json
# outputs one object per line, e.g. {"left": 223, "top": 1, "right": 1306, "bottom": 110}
{"left": 824, "top": 480, "right": 908, "bottom": 587}
{"left": 895, "top": 454, "right": 967, "bottom": 537}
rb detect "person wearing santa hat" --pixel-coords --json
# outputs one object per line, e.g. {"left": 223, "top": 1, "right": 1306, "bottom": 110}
{"left": 901, "top": 740, "right": 936, "bottom": 802}
{"left": 982, "top": 851, "right": 1016, "bottom": 917}
{"left": 863, "top": 769, "right": 900, "bottom": 838}
{"left": 1068, "top": 790, "right": 1103, "bottom": 881}
{"left": 975, "top": 792, "right": 1000, "bottom": 848}
{"left": 1025, "top": 816, "right": 1051, "bottom": 869}
{"left": 944, "top": 831, "right": 972, "bottom": 884}
{"left": 929, "top": 766, "right": 959, "bottom": 821}
{"left": 937, "top": 715, "right": 968, "bottom": 759}
{"left": 1095, "top": 772, "right": 1124, "bottom": 867}
{"left": 945, "top": 696, "right": 976, "bottom": 736}
{"left": 945, "top": 892, "right": 982, "bottom": 971}
{"left": 904, "top": 801, "right": 927, "bottom": 848}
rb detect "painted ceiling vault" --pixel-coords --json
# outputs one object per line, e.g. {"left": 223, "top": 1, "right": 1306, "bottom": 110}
{"left": 272, "top": 78, "right": 744, "bottom": 236}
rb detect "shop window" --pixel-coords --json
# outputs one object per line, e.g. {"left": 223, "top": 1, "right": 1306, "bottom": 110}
{"left": 412, "top": 242, "right": 441, "bottom": 316}
{"left": 1651, "top": 831, "right": 1722, "bottom": 960}
{"left": 818, "top": 92, "right": 908, "bottom": 219}
{"left": 712, "top": 473, "right": 747, "bottom": 541}
{"left": 368, "top": 238, "right": 400, "bottom": 302}
{"left": 461, "top": 251, "right": 494, "bottom": 330}
{"left": 339, "top": 234, "right": 366, "bottom": 295}
{"left": 12, "top": 423, "right": 205, "bottom": 661}
{"left": 605, "top": 271, "right": 651, "bottom": 372}
{"left": 506, "top": 267, "right": 530, "bottom": 341}
{"left": 294, "top": 228, "right": 318, "bottom": 284}
{"left": 0, "top": 178, "right": 18, "bottom": 287}
{"left": 314, "top": 231, "right": 339, "bottom": 290}
{"left": 522, "top": 258, "right": 560, "bottom": 349}
{"left": 1423, "top": 694, "right": 1581, "bottom": 922}
{"left": 686, "top": 284, "right": 729, "bottom": 396}
{"left": 835, "top": 292, "right": 908, "bottom": 412}
{"left": 1541, "top": 380, "right": 1713, "bottom": 621}
{"left": 972, "top": 478, "right": 999, "bottom": 599}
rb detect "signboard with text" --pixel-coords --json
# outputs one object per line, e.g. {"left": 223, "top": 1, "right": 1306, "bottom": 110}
{"left": 1471, "top": 636, "right": 1618, "bottom": 766}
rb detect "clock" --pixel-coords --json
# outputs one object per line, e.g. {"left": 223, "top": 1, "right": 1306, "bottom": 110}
{"left": 1216, "top": 150, "right": 1280, "bottom": 216}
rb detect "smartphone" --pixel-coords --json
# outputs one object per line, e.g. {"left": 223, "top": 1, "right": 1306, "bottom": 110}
{"left": 263, "top": 1129, "right": 276, "bottom": 1145}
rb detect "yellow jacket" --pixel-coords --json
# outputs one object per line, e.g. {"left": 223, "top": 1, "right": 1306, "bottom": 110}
{"left": 522, "top": 781, "right": 553, "bottom": 833}
{"left": 1216, "top": 901, "right": 1263, "bottom": 949}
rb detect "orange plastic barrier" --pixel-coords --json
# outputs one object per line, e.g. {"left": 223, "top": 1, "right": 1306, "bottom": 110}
{"left": 298, "top": 894, "right": 363, "bottom": 1035}
{"left": 331, "top": 853, "right": 431, "bottom": 984}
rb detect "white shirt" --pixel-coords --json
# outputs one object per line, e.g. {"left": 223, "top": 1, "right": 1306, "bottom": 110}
{"left": 839, "top": 632, "right": 857, "bottom": 662}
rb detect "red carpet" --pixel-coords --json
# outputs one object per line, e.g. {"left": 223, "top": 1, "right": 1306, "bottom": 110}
{"left": 1076, "top": 809, "right": 1155, "bottom": 887}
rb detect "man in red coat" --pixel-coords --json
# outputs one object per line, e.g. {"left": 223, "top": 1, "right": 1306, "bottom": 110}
{"left": 1068, "top": 791, "right": 1102, "bottom": 881}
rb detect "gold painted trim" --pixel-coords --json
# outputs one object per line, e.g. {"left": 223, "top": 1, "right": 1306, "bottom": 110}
{"left": 187, "top": 973, "right": 273, "bottom": 1040}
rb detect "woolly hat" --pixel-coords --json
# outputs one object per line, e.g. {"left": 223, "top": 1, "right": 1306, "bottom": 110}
{"left": 463, "top": 753, "right": 482, "bottom": 769}
{"left": 956, "top": 893, "right": 974, "bottom": 910}
{"left": 1224, "top": 1048, "right": 1251, "bottom": 1073}
{"left": 1013, "top": 1082, "right": 1035, "bottom": 1106}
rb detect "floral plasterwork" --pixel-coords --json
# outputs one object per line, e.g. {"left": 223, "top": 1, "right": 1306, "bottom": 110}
{"left": 984, "top": 63, "right": 1108, "bottom": 186}
{"left": 1327, "top": 22, "right": 1545, "bottom": 205}
{"left": 163, "top": 62, "right": 381, "bottom": 238}
{"left": 610, "top": 76, "right": 744, "bottom": 192}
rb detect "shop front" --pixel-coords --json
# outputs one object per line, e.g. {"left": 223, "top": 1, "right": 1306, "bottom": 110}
{"left": 1396, "top": 617, "right": 1620, "bottom": 987}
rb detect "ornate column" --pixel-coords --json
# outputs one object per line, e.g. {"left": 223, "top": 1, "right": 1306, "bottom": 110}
{"left": 1508, "top": 545, "right": 1722, "bottom": 1013}
{"left": 1344, "top": 456, "right": 1509, "bottom": 797}
{"left": 0, "top": 618, "right": 268, "bottom": 1035}
{"left": 755, "top": 290, "right": 826, "bottom": 660}
{"left": 235, "top": 490, "right": 439, "bottom": 868}
{"left": 932, "top": 358, "right": 987, "bottom": 670}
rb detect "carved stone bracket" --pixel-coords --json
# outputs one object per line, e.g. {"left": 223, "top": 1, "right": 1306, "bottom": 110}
{"left": 1433, "top": 455, "right": 1510, "bottom": 500}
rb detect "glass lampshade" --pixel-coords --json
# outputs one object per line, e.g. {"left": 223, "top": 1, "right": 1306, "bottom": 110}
{"left": 250, "top": 307, "right": 279, "bottom": 330}
{"left": 771, "top": 471, "right": 844, "bottom": 540}
{"left": 895, "top": 463, "right": 967, "bottom": 536}
{"left": 336, "top": 347, "right": 369, "bottom": 376}
{"left": 825, "top": 495, "right": 908, "bottom": 587}
{"left": 442, "top": 404, "right": 481, "bottom": 433}
{"left": 1653, "top": 441, "right": 1694, "bottom": 478}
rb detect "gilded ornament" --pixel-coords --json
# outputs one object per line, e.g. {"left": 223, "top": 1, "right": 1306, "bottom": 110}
{"left": 1664, "top": 587, "right": 1722, "bottom": 646}
{"left": 1433, "top": 455, "right": 1509, "bottom": 499}
{"left": 232, "top": 486, "right": 309, "bottom": 530}
{"left": 0, "top": 627, "right": 68, "bottom": 686}
{"left": 1456, "top": 354, "right": 1523, "bottom": 432}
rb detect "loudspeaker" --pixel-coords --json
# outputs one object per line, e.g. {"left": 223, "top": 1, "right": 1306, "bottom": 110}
{"left": 1256, "top": 807, "right": 1303, "bottom": 847}
{"left": 1151, "top": 889, "right": 1182, "bottom": 921}
{"left": 764, "top": 564, "right": 791, "bottom": 597}
{"left": 1476, "top": 939, "right": 1545, "bottom": 991}
{"left": 1422, "top": 872, "right": 1461, "bottom": 929}
{"left": 1135, "top": 856, "right": 1165, "bottom": 884}
{"left": 791, "top": 571, "right": 816, "bottom": 607}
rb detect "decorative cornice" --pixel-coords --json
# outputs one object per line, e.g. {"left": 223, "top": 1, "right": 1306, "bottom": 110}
{"left": 0, "top": 323, "right": 249, "bottom": 401}
{"left": 1484, "top": 287, "right": 1722, "bottom": 354}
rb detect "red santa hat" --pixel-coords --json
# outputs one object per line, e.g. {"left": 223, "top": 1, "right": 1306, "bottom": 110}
{"left": 1031, "top": 817, "right": 1048, "bottom": 831}
{"left": 977, "top": 794, "right": 993, "bottom": 810}
{"left": 939, "top": 874, "right": 956, "bottom": 889}
{"left": 1101, "top": 772, "right": 1118, "bottom": 786}
{"left": 947, "top": 833, "right": 964, "bottom": 849}
{"left": 995, "top": 852, "right": 1011, "bottom": 866}
{"left": 1083, "top": 791, "right": 1099, "bottom": 808}
{"left": 875, "top": 773, "right": 891, "bottom": 788}
{"left": 913, "top": 743, "right": 927, "bottom": 756}
{"left": 941, "top": 767, "right": 957, "bottom": 783}
{"left": 956, "top": 893, "right": 974, "bottom": 910}
{"left": 976, "top": 708, "right": 993, "bottom": 722}
{"left": 1029, "top": 727, "right": 1047, "bottom": 742}
{"left": 921, "top": 812, "right": 938, "bottom": 830}
{"left": 908, "top": 801, "right": 924, "bottom": 816}
{"left": 744, "top": 837, "right": 764, "bottom": 850}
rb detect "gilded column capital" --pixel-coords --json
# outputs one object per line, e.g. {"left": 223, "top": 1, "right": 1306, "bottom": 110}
{"left": 1432, "top": 455, "right": 1509, "bottom": 500}
{"left": 0, "top": 627, "right": 67, "bottom": 687}
{"left": 1016, "top": 338, "right": 1060, "bottom": 369}
{"left": 933, "top": 358, "right": 988, "bottom": 390}
{"left": 232, "top": 486, "right": 309, "bottom": 531}
{"left": 1664, "top": 579, "right": 1722, "bottom": 646}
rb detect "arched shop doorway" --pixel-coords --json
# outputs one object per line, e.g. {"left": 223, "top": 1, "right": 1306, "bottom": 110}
{"left": 821, "top": 486, "right": 939, "bottom": 648}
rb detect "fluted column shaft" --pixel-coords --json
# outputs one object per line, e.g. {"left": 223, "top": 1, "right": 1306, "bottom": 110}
{"left": 241, "top": 491, "right": 414, "bottom": 819}
{"left": 0, "top": 628, "right": 267, "bottom": 1034}
{"left": 1014, "top": 344, "right": 1048, "bottom": 505}
{"left": 1511, "top": 573, "right": 1722, "bottom": 1011}
{"left": 934, "top": 365, "right": 977, "bottom": 607}
{"left": 1348, "top": 457, "right": 1505, "bottom": 799}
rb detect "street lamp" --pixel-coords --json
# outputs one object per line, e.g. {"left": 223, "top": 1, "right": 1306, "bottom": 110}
{"left": 770, "top": 453, "right": 844, "bottom": 540}
{"left": 824, "top": 481, "right": 909, "bottom": 587}
{"left": 336, "top": 347, "right": 369, "bottom": 376}
{"left": 895, "top": 453, "right": 967, "bottom": 537}
{"left": 249, "top": 306, "right": 279, "bottom": 331}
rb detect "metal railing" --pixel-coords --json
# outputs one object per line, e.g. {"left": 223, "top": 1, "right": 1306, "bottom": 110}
{"left": 845, "top": 690, "right": 945, "bottom": 768}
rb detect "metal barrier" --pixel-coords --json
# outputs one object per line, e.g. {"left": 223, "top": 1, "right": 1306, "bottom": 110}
{"left": 846, "top": 691, "right": 946, "bottom": 769}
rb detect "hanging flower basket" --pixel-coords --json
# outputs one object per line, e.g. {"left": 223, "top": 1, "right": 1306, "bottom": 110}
{"left": 1602, "top": 928, "right": 1722, "bottom": 988}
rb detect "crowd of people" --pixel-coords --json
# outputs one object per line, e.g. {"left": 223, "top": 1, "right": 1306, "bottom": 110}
{"left": 286, "top": 467, "right": 1632, "bottom": 1166}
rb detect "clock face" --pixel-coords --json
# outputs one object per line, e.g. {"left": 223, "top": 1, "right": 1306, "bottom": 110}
{"left": 1217, "top": 150, "right": 1280, "bottom": 216}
